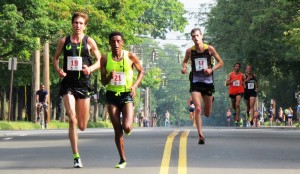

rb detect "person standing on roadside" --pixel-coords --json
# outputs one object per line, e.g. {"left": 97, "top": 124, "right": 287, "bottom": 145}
{"left": 165, "top": 110, "right": 170, "bottom": 127}
{"left": 152, "top": 111, "right": 158, "bottom": 127}
{"left": 181, "top": 28, "right": 223, "bottom": 144}
{"left": 53, "top": 12, "right": 101, "bottom": 168}
{"left": 226, "top": 63, "right": 244, "bottom": 126}
{"left": 297, "top": 101, "right": 300, "bottom": 123}
{"left": 100, "top": 31, "right": 144, "bottom": 168}
{"left": 287, "top": 107, "right": 294, "bottom": 127}
{"left": 278, "top": 107, "right": 284, "bottom": 124}
{"left": 226, "top": 108, "right": 232, "bottom": 127}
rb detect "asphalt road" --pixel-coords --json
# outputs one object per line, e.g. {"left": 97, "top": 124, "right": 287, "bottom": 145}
{"left": 1, "top": 127, "right": 300, "bottom": 174}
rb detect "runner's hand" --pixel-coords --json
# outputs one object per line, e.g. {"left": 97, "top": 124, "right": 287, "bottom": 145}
{"left": 110, "top": 70, "right": 116, "bottom": 80}
{"left": 82, "top": 65, "right": 91, "bottom": 75}
{"left": 130, "top": 85, "right": 137, "bottom": 98}
{"left": 181, "top": 67, "right": 187, "bottom": 74}
{"left": 204, "top": 68, "right": 213, "bottom": 75}
{"left": 57, "top": 69, "right": 66, "bottom": 78}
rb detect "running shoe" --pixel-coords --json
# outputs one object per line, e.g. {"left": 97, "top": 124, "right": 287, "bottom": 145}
{"left": 235, "top": 121, "right": 239, "bottom": 126}
{"left": 198, "top": 137, "right": 205, "bottom": 145}
{"left": 115, "top": 161, "right": 127, "bottom": 168}
{"left": 74, "top": 158, "right": 83, "bottom": 168}
{"left": 126, "top": 131, "right": 132, "bottom": 136}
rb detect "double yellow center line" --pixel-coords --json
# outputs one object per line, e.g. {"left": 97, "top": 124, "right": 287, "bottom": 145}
{"left": 159, "top": 130, "right": 190, "bottom": 174}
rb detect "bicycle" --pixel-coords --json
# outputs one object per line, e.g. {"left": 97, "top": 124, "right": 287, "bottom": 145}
{"left": 37, "top": 103, "right": 48, "bottom": 129}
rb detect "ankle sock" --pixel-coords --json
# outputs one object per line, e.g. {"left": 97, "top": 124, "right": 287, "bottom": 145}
{"left": 73, "top": 153, "right": 80, "bottom": 159}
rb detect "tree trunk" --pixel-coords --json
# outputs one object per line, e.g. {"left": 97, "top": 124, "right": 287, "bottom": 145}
{"left": 0, "top": 88, "right": 5, "bottom": 120}
{"left": 26, "top": 85, "right": 32, "bottom": 122}
{"left": 12, "top": 87, "right": 18, "bottom": 121}
{"left": 31, "top": 37, "right": 40, "bottom": 123}
{"left": 60, "top": 97, "right": 65, "bottom": 122}
{"left": 17, "top": 86, "right": 25, "bottom": 121}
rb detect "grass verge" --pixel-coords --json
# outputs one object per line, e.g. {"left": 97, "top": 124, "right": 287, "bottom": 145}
{"left": 0, "top": 120, "right": 113, "bottom": 130}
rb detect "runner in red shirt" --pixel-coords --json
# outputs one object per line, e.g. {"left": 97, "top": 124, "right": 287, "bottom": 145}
{"left": 226, "top": 63, "right": 245, "bottom": 126}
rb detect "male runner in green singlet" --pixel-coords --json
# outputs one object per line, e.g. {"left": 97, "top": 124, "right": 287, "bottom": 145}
{"left": 101, "top": 31, "right": 144, "bottom": 168}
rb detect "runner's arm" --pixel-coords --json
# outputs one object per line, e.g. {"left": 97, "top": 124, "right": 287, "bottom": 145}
{"left": 225, "top": 74, "right": 233, "bottom": 86}
{"left": 181, "top": 48, "right": 191, "bottom": 74}
{"left": 242, "top": 73, "right": 245, "bottom": 88}
{"left": 130, "top": 52, "right": 144, "bottom": 98}
{"left": 85, "top": 37, "right": 101, "bottom": 75}
{"left": 208, "top": 45, "right": 223, "bottom": 74}
{"left": 53, "top": 37, "right": 67, "bottom": 78}
{"left": 100, "top": 56, "right": 112, "bottom": 86}
{"left": 255, "top": 74, "right": 259, "bottom": 91}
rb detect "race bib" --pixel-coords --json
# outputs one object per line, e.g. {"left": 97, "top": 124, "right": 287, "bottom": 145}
{"left": 247, "top": 82, "right": 254, "bottom": 89}
{"left": 111, "top": 72, "right": 126, "bottom": 86}
{"left": 67, "top": 56, "right": 82, "bottom": 71}
{"left": 233, "top": 80, "right": 240, "bottom": 87}
{"left": 194, "top": 58, "right": 208, "bottom": 71}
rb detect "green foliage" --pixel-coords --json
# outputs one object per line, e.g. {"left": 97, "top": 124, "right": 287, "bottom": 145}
{"left": 87, "top": 120, "right": 112, "bottom": 128}
{"left": 0, "top": 121, "right": 40, "bottom": 130}
{"left": 144, "top": 42, "right": 191, "bottom": 126}
{"left": 138, "top": 0, "right": 188, "bottom": 39}
{"left": 203, "top": 0, "right": 300, "bottom": 114}
{"left": 0, "top": 120, "right": 112, "bottom": 130}
{"left": 141, "top": 67, "right": 163, "bottom": 89}
{"left": 0, "top": 0, "right": 188, "bottom": 122}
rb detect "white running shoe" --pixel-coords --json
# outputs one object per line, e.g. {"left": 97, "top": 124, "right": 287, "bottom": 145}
{"left": 74, "top": 158, "right": 83, "bottom": 168}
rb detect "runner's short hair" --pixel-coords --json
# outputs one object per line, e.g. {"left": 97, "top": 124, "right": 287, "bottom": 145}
{"left": 190, "top": 28, "right": 202, "bottom": 36}
{"left": 109, "top": 31, "right": 124, "bottom": 41}
{"left": 234, "top": 63, "right": 241, "bottom": 67}
{"left": 72, "top": 12, "right": 89, "bottom": 25}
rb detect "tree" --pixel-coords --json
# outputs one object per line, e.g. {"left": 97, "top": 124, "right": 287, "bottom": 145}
{"left": 0, "top": 0, "right": 188, "bottom": 121}
{"left": 203, "top": 0, "right": 300, "bottom": 117}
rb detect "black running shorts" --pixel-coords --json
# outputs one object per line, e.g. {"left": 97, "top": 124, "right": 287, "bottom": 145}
{"left": 243, "top": 91, "right": 257, "bottom": 100}
{"left": 59, "top": 78, "right": 92, "bottom": 99}
{"left": 190, "top": 82, "right": 215, "bottom": 96}
{"left": 106, "top": 91, "right": 134, "bottom": 110}
{"left": 229, "top": 93, "right": 244, "bottom": 99}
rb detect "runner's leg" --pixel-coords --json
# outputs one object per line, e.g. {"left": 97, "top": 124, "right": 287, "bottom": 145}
{"left": 203, "top": 95, "right": 213, "bottom": 117}
{"left": 76, "top": 98, "right": 90, "bottom": 131}
{"left": 231, "top": 98, "right": 237, "bottom": 121}
{"left": 122, "top": 103, "right": 134, "bottom": 134}
{"left": 108, "top": 105, "right": 125, "bottom": 162}
{"left": 235, "top": 95, "right": 242, "bottom": 122}
{"left": 191, "top": 92, "right": 203, "bottom": 137}
{"left": 63, "top": 94, "right": 78, "bottom": 155}
{"left": 249, "top": 96, "right": 256, "bottom": 123}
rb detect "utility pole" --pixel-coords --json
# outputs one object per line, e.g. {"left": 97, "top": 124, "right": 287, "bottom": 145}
{"left": 43, "top": 41, "right": 50, "bottom": 122}
{"left": 144, "top": 87, "right": 149, "bottom": 123}
{"left": 8, "top": 58, "right": 17, "bottom": 122}
{"left": 178, "top": 52, "right": 181, "bottom": 63}
{"left": 93, "top": 75, "right": 98, "bottom": 122}
{"left": 31, "top": 38, "right": 40, "bottom": 123}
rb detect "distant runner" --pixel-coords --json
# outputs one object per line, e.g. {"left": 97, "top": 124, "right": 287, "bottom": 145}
{"left": 226, "top": 63, "right": 244, "bottom": 126}
{"left": 243, "top": 65, "right": 259, "bottom": 127}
